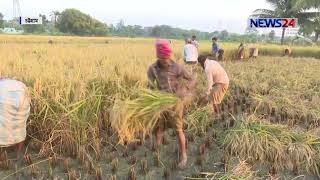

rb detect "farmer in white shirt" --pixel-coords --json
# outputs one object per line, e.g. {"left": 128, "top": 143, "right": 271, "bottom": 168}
{"left": 183, "top": 38, "right": 198, "bottom": 64}
{"left": 0, "top": 78, "right": 30, "bottom": 160}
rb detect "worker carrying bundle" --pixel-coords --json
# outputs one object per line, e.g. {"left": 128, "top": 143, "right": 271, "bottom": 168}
{"left": 0, "top": 78, "right": 30, "bottom": 160}
{"left": 110, "top": 39, "right": 196, "bottom": 169}
{"left": 148, "top": 39, "right": 196, "bottom": 168}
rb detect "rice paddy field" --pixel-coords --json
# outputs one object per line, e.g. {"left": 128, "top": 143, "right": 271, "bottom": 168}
{"left": 0, "top": 34, "right": 320, "bottom": 179}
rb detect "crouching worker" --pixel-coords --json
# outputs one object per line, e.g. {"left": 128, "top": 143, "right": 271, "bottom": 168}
{"left": 147, "top": 39, "right": 196, "bottom": 169}
{"left": 197, "top": 54, "right": 229, "bottom": 115}
{"left": 0, "top": 78, "right": 30, "bottom": 160}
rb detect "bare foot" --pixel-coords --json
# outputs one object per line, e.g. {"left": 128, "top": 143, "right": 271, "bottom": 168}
{"left": 178, "top": 157, "right": 187, "bottom": 170}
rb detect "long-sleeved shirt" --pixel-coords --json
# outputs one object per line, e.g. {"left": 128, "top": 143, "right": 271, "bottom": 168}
{"left": 147, "top": 60, "right": 196, "bottom": 93}
{"left": 212, "top": 42, "right": 220, "bottom": 54}
{"left": 204, "top": 59, "right": 229, "bottom": 95}
{"left": 183, "top": 44, "right": 198, "bottom": 63}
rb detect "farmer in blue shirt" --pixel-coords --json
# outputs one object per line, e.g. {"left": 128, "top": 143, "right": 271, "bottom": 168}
{"left": 212, "top": 37, "right": 219, "bottom": 55}
{"left": 212, "top": 37, "right": 224, "bottom": 60}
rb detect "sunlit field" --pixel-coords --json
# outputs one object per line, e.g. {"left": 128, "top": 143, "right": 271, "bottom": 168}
{"left": 0, "top": 34, "right": 320, "bottom": 179}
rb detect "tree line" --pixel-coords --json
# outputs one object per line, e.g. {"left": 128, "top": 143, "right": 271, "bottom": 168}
{"left": 0, "top": 1, "right": 319, "bottom": 44}
{"left": 0, "top": 9, "right": 290, "bottom": 43}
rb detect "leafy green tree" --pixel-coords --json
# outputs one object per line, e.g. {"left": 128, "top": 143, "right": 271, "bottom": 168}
{"left": 252, "top": 0, "right": 320, "bottom": 44}
{"left": 300, "top": 14, "right": 320, "bottom": 42}
{"left": 4, "top": 18, "right": 23, "bottom": 30}
{"left": 23, "top": 24, "right": 45, "bottom": 33}
{"left": 315, "top": 18, "right": 320, "bottom": 42}
{"left": 244, "top": 27, "right": 259, "bottom": 42}
{"left": 268, "top": 30, "right": 276, "bottom": 41}
{"left": 150, "top": 25, "right": 162, "bottom": 37}
{"left": 39, "top": 14, "right": 49, "bottom": 25}
{"left": 219, "top": 30, "right": 229, "bottom": 40}
{"left": 56, "top": 9, "right": 108, "bottom": 36}
{"left": 0, "top": 12, "right": 4, "bottom": 28}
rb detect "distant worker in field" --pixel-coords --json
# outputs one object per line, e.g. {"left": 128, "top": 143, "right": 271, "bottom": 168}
{"left": 249, "top": 45, "right": 259, "bottom": 58}
{"left": 0, "top": 78, "right": 30, "bottom": 160}
{"left": 147, "top": 39, "right": 196, "bottom": 169}
{"left": 183, "top": 38, "right": 198, "bottom": 64}
{"left": 284, "top": 47, "right": 292, "bottom": 56}
{"left": 212, "top": 37, "right": 224, "bottom": 61}
{"left": 191, "top": 35, "right": 199, "bottom": 48}
{"left": 237, "top": 42, "right": 245, "bottom": 60}
{"left": 197, "top": 54, "right": 229, "bottom": 115}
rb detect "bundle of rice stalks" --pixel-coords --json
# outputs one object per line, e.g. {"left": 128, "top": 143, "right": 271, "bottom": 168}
{"left": 185, "top": 160, "right": 254, "bottom": 180}
{"left": 185, "top": 106, "right": 211, "bottom": 134}
{"left": 287, "top": 132, "right": 320, "bottom": 174}
{"left": 110, "top": 89, "right": 180, "bottom": 144}
{"left": 218, "top": 160, "right": 254, "bottom": 180}
{"left": 223, "top": 116, "right": 320, "bottom": 175}
{"left": 223, "top": 116, "right": 291, "bottom": 171}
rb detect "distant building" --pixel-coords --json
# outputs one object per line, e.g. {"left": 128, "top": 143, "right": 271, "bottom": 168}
{"left": 0, "top": 28, "right": 24, "bottom": 34}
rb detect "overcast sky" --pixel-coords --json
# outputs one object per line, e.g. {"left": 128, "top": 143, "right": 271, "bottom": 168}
{"left": 0, "top": 0, "right": 274, "bottom": 34}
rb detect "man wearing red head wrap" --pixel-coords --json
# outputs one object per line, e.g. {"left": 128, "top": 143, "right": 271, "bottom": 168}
{"left": 155, "top": 39, "right": 172, "bottom": 59}
{"left": 148, "top": 39, "right": 196, "bottom": 169}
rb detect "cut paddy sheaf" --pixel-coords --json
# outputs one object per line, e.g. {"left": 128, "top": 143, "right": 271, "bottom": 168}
{"left": 223, "top": 115, "right": 320, "bottom": 175}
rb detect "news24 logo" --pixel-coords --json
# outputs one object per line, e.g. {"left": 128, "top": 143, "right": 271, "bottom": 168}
{"left": 248, "top": 18, "right": 298, "bottom": 28}
{"left": 19, "top": 17, "right": 43, "bottom": 25}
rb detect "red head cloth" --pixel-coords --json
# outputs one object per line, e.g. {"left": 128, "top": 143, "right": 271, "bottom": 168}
{"left": 155, "top": 39, "right": 172, "bottom": 59}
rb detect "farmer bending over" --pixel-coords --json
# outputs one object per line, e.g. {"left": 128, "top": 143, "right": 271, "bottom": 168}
{"left": 198, "top": 54, "right": 229, "bottom": 115}
{"left": 147, "top": 39, "right": 196, "bottom": 168}
{"left": 0, "top": 78, "right": 30, "bottom": 160}
{"left": 183, "top": 38, "right": 198, "bottom": 64}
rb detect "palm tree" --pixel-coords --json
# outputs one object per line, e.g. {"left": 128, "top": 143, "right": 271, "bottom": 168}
{"left": 300, "top": 14, "right": 320, "bottom": 42}
{"left": 315, "top": 18, "right": 320, "bottom": 42}
{"left": 50, "top": 11, "right": 60, "bottom": 25}
{"left": 252, "top": 0, "right": 320, "bottom": 45}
